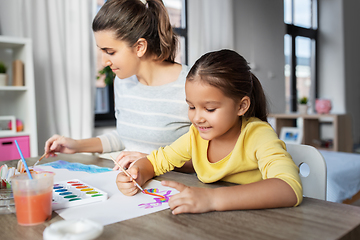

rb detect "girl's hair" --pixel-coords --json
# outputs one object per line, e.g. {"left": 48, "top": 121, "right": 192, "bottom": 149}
{"left": 92, "top": 0, "right": 177, "bottom": 63}
{"left": 187, "top": 49, "right": 268, "bottom": 122}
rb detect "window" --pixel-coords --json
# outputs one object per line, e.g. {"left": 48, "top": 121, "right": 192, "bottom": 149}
{"left": 284, "top": 0, "right": 318, "bottom": 112}
{"left": 94, "top": 0, "right": 188, "bottom": 127}
{"left": 164, "top": 0, "right": 188, "bottom": 64}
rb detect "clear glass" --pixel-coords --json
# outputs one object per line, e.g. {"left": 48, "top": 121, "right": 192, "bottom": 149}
{"left": 284, "top": 0, "right": 292, "bottom": 24}
{"left": 294, "top": 0, "right": 312, "bottom": 28}
{"left": 163, "top": 0, "right": 184, "bottom": 28}
{"left": 295, "top": 36, "right": 312, "bottom": 102}
{"left": 174, "top": 36, "right": 186, "bottom": 64}
{"left": 11, "top": 172, "right": 55, "bottom": 226}
{"left": 312, "top": 0, "right": 318, "bottom": 29}
{"left": 284, "top": 34, "right": 291, "bottom": 113}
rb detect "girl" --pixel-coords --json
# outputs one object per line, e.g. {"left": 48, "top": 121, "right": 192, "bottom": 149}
{"left": 44, "top": 0, "right": 193, "bottom": 172}
{"left": 116, "top": 49, "right": 303, "bottom": 214}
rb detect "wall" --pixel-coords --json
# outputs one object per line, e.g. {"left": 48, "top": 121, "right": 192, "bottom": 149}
{"left": 318, "top": 0, "right": 360, "bottom": 145}
{"left": 343, "top": 0, "right": 360, "bottom": 145}
{"left": 233, "top": 0, "right": 285, "bottom": 114}
{"left": 318, "top": 0, "right": 345, "bottom": 113}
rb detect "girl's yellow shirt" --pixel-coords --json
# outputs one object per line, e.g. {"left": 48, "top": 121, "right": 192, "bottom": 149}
{"left": 147, "top": 117, "right": 303, "bottom": 206}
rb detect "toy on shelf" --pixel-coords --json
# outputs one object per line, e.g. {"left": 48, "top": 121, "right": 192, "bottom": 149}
{"left": 8, "top": 119, "right": 23, "bottom": 132}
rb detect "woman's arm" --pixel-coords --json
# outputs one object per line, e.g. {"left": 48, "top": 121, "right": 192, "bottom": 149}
{"left": 162, "top": 178, "right": 297, "bottom": 214}
{"left": 44, "top": 135, "right": 103, "bottom": 156}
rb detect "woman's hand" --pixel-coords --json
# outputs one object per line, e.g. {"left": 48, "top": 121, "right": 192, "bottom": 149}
{"left": 44, "top": 134, "right": 78, "bottom": 157}
{"left": 116, "top": 165, "right": 142, "bottom": 196}
{"left": 113, "top": 151, "right": 148, "bottom": 170}
{"left": 161, "top": 181, "right": 216, "bottom": 215}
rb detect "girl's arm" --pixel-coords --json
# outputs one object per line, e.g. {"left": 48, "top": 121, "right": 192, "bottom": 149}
{"left": 211, "top": 178, "right": 297, "bottom": 211}
{"left": 162, "top": 178, "right": 297, "bottom": 214}
{"left": 116, "top": 157, "right": 155, "bottom": 195}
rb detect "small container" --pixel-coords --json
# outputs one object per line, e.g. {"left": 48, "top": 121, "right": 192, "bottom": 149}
{"left": 315, "top": 99, "right": 332, "bottom": 114}
{"left": 11, "top": 171, "right": 55, "bottom": 226}
{"left": 43, "top": 218, "right": 103, "bottom": 240}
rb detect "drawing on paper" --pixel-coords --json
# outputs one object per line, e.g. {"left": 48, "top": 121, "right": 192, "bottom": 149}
{"left": 139, "top": 188, "right": 173, "bottom": 209}
{"left": 41, "top": 160, "right": 112, "bottom": 174}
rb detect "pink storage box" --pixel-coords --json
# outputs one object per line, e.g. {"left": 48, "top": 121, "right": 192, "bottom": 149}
{"left": 0, "top": 136, "right": 30, "bottom": 161}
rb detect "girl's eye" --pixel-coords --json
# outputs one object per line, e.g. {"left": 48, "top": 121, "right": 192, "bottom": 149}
{"left": 189, "top": 106, "right": 195, "bottom": 110}
{"left": 106, "top": 51, "right": 114, "bottom": 55}
{"left": 206, "top": 109, "right": 216, "bottom": 112}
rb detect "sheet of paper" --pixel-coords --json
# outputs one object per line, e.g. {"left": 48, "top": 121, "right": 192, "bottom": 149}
{"left": 35, "top": 162, "right": 179, "bottom": 225}
{"left": 56, "top": 180, "right": 176, "bottom": 225}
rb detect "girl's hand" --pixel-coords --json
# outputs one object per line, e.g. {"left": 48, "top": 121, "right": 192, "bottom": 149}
{"left": 116, "top": 165, "right": 141, "bottom": 196}
{"left": 161, "top": 181, "right": 215, "bottom": 215}
{"left": 113, "top": 151, "right": 148, "bottom": 170}
{"left": 44, "top": 135, "right": 77, "bottom": 157}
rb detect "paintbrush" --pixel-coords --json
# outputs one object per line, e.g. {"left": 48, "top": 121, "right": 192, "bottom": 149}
{"left": 14, "top": 140, "right": 33, "bottom": 180}
{"left": 32, "top": 152, "right": 47, "bottom": 167}
{"left": 110, "top": 156, "right": 144, "bottom": 192}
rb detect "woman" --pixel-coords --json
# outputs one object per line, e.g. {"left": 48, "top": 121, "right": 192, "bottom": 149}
{"left": 44, "top": 0, "right": 193, "bottom": 172}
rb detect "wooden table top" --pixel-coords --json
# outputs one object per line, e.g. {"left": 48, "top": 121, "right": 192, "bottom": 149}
{"left": 1, "top": 154, "right": 360, "bottom": 240}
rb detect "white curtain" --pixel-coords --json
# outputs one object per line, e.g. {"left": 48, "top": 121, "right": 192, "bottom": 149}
{"left": 188, "top": 0, "right": 234, "bottom": 66}
{"left": 0, "top": 0, "right": 97, "bottom": 154}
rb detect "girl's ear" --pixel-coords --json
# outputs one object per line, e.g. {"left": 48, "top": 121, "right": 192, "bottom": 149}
{"left": 134, "top": 38, "right": 147, "bottom": 57}
{"left": 237, "top": 96, "right": 250, "bottom": 116}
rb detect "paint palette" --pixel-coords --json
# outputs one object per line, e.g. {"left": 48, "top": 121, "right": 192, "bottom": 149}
{"left": 52, "top": 179, "right": 108, "bottom": 210}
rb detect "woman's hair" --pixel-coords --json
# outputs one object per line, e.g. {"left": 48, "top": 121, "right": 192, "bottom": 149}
{"left": 92, "top": 0, "right": 177, "bottom": 63}
{"left": 187, "top": 49, "right": 268, "bottom": 122}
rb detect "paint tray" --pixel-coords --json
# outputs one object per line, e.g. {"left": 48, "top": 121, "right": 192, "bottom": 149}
{"left": 52, "top": 179, "right": 108, "bottom": 210}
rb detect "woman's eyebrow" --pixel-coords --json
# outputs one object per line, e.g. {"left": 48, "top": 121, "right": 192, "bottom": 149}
{"left": 97, "top": 46, "right": 113, "bottom": 51}
{"left": 101, "top": 47, "right": 112, "bottom": 51}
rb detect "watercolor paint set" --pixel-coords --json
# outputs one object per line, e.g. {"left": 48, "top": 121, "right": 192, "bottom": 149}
{"left": 52, "top": 179, "right": 108, "bottom": 210}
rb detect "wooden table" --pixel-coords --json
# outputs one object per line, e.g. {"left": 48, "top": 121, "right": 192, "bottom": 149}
{"left": 1, "top": 154, "right": 360, "bottom": 240}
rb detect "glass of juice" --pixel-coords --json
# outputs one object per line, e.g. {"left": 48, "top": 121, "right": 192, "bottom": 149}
{"left": 11, "top": 171, "right": 55, "bottom": 226}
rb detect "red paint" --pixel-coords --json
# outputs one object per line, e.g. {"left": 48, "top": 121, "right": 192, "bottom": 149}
{"left": 67, "top": 181, "right": 79, "bottom": 184}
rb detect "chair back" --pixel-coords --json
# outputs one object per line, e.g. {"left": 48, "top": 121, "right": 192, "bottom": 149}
{"left": 286, "top": 143, "right": 327, "bottom": 200}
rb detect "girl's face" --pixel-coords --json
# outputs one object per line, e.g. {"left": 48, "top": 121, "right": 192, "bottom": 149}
{"left": 94, "top": 30, "right": 140, "bottom": 79}
{"left": 185, "top": 78, "right": 243, "bottom": 141}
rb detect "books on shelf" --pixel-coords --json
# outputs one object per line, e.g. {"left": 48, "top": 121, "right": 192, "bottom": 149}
{"left": 12, "top": 60, "right": 24, "bottom": 86}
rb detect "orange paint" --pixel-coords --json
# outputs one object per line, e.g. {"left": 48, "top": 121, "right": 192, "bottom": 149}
{"left": 14, "top": 190, "right": 52, "bottom": 226}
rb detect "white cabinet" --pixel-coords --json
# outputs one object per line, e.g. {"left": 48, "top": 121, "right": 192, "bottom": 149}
{"left": 0, "top": 36, "right": 38, "bottom": 158}
{"left": 269, "top": 113, "right": 353, "bottom": 152}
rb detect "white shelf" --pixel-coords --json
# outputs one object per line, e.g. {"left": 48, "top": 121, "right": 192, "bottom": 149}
{"left": 0, "top": 86, "right": 28, "bottom": 91}
{"left": 269, "top": 113, "right": 353, "bottom": 152}
{"left": 0, "top": 36, "right": 38, "bottom": 157}
{"left": 0, "top": 131, "right": 32, "bottom": 138}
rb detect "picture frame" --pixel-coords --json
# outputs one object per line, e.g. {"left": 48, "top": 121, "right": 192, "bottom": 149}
{"left": 280, "top": 127, "right": 303, "bottom": 144}
{"left": 0, "top": 115, "right": 16, "bottom": 136}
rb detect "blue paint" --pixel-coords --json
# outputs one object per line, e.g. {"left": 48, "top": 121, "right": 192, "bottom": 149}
{"left": 42, "top": 160, "right": 112, "bottom": 173}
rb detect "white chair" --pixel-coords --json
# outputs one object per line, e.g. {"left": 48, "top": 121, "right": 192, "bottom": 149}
{"left": 286, "top": 143, "right": 327, "bottom": 200}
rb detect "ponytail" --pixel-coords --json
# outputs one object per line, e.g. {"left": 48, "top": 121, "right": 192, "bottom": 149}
{"left": 245, "top": 73, "right": 268, "bottom": 122}
{"left": 146, "top": 0, "right": 178, "bottom": 62}
{"left": 92, "top": 0, "right": 178, "bottom": 62}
